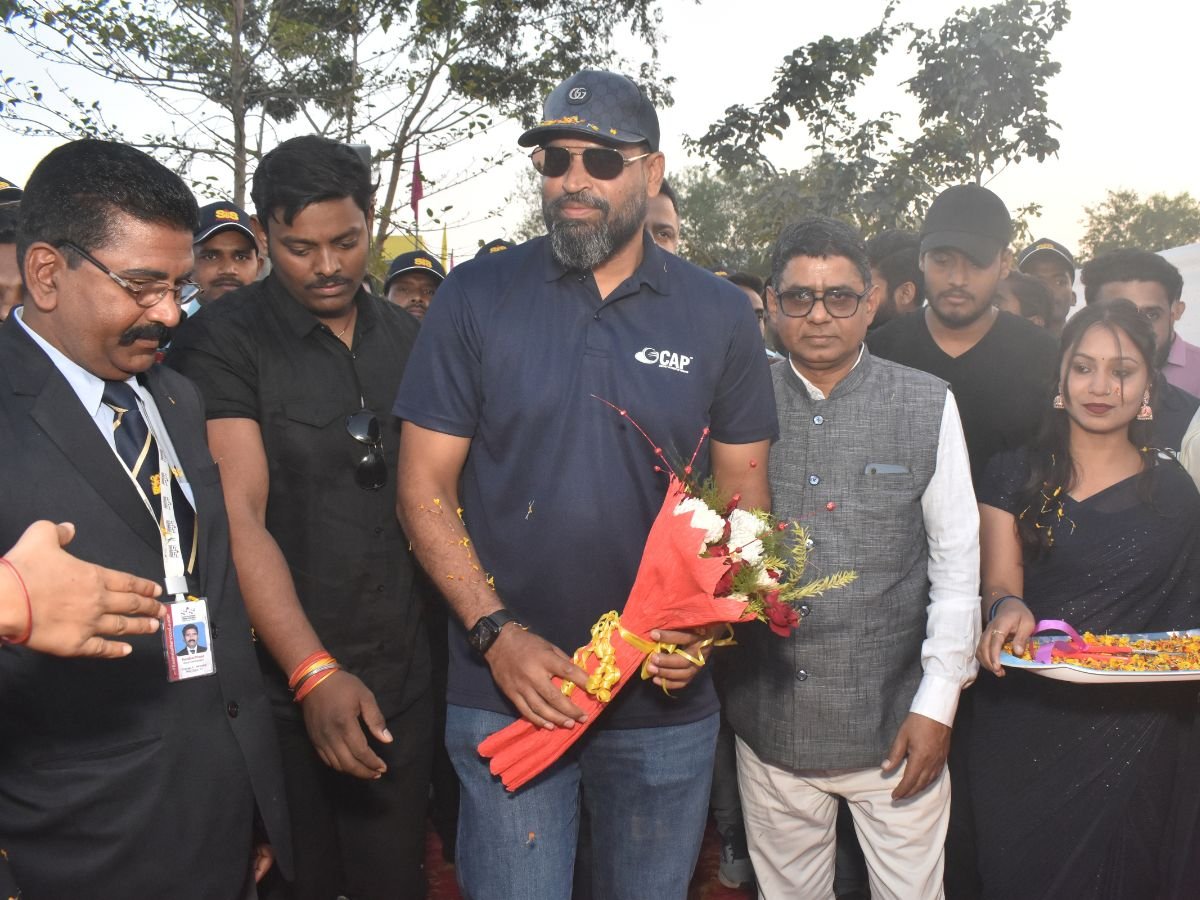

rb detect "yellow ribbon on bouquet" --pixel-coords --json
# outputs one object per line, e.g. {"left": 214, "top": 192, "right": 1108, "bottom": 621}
{"left": 561, "top": 611, "right": 735, "bottom": 701}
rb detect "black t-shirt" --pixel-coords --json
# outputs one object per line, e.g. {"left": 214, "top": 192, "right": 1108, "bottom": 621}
{"left": 868, "top": 309, "right": 1058, "bottom": 486}
{"left": 167, "top": 274, "right": 429, "bottom": 719}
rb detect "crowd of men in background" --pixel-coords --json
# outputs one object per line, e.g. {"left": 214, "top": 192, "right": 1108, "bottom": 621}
{"left": 1, "top": 63, "right": 1200, "bottom": 900}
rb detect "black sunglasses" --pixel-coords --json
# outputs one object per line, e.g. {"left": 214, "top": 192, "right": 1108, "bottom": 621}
{"left": 531, "top": 146, "right": 651, "bottom": 180}
{"left": 346, "top": 410, "right": 387, "bottom": 491}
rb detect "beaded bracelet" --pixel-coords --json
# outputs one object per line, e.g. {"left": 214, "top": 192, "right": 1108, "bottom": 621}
{"left": 0, "top": 557, "right": 32, "bottom": 646}
{"left": 293, "top": 666, "right": 340, "bottom": 703}
{"left": 987, "top": 594, "right": 1023, "bottom": 622}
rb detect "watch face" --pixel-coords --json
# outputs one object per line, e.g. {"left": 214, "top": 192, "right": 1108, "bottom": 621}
{"left": 470, "top": 617, "right": 499, "bottom": 654}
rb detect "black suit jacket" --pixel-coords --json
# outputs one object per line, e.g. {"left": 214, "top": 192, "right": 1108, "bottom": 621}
{"left": 0, "top": 320, "right": 291, "bottom": 897}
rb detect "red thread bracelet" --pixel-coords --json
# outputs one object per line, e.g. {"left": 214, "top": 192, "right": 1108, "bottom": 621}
{"left": 0, "top": 557, "right": 32, "bottom": 646}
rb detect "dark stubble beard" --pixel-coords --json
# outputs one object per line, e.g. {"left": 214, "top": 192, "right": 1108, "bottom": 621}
{"left": 543, "top": 187, "right": 648, "bottom": 271}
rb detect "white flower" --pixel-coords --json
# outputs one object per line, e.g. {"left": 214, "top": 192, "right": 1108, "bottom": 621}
{"left": 728, "top": 508, "right": 767, "bottom": 563}
{"left": 674, "top": 496, "right": 727, "bottom": 546}
{"left": 757, "top": 566, "right": 781, "bottom": 589}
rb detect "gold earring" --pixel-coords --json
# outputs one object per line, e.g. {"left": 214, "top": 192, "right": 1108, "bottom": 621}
{"left": 1136, "top": 389, "right": 1153, "bottom": 421}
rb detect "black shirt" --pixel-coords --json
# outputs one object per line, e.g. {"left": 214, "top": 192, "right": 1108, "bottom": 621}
{"left": 167, "top": 274, "right": 428, "bottom": 719}
{"left": 868, "top": 309, "right": 1059, "bottom": 486}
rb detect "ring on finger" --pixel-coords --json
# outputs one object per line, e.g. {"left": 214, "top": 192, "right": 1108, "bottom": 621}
{"left": 990, "top": 629, "right": 1006, "bottom": 637}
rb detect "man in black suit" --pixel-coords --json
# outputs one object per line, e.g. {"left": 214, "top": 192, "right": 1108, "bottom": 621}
{"left": 0, "top": 140, "right": 290, "bottom": 898}
{"left": 176, "top": 623, "right": 208, "bottom": 655}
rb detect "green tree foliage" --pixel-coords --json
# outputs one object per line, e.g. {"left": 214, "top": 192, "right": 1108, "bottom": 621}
{"left": 1079, "top": 189, "right": 1200, "bottom": 259}
{"left": 686, "top": 0, "right": 1069, "bottom": 240}
{"left": 1, "top": 0, "right": 672, "bottom": 255}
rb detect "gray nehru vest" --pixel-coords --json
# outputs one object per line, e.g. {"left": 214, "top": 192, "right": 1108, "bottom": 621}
{"left": 722, "top": 349, "right": 948, "bottom": 771}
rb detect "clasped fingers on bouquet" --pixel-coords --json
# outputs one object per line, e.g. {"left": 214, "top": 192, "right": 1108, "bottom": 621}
{"left": 645, "top": 625, "right": 720, "bottom": 691}
{"left": 487, "top": 626, "right": 590, "bottom": 730}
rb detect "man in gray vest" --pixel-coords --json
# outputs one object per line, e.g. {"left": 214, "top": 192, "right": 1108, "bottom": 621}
{"left": 721, "top": 217, "right": 980, "bottom": 898}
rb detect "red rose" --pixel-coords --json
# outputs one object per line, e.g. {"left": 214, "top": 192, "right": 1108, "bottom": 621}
{"left": 714, "top": 559, "right": 744, "bottom": 597}
{"left": 763, "top": 592, "right": 799, "bottom": 637}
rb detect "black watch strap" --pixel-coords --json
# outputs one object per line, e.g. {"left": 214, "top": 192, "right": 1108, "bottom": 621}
{"left": 468, "top": 609, "right": 522, "bottom": 656}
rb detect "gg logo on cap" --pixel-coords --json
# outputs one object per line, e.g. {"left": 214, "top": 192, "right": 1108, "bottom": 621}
{"left": 567, "top": 86, "right": 589, "bottom": 104}
{"left": 414, "top": 257, "right": 432, "bottom": 268}
{"left": 215, "top": 209, "right": 241, "bottom": 221}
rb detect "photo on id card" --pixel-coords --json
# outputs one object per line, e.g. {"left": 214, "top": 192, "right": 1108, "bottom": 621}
{"left": 163, "top": 597, "right": 216, "bottom": 681}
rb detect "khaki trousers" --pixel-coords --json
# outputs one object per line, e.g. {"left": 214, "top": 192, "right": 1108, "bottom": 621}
{"left": 736, "top": 737, "right": 949, "bottom": 900}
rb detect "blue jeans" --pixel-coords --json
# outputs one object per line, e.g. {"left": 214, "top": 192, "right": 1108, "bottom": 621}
{"left": 446, "top": 705, "right": 719, "bottom": 900}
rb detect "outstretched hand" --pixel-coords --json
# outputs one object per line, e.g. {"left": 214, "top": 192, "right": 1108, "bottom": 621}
{"left": 2, "top": 521, "right": 165, "bottom": 658}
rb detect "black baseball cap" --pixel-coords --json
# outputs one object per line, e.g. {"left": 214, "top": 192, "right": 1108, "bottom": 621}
{"left": 1018, "top": 238, "right": 1075, "bottom": 281}
{"left": 0, "top": 177, "right": 21, "bottom": 202}
{"left": 385, "top": 251, "right": 446, "bottom": 290}
{"left": 475, "top": 238, "right": 514, "bottom": 258}
{"left": 919, "top": 185, "right": 1012, "bottom": 266}
{"left": 518, "top": 70, "right": 660, "bottom": 152}
{"left": 195, "top": 201, "right": 256, "bottom": 244}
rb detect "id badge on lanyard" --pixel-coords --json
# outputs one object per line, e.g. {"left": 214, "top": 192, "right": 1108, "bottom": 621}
{"left": 120, "top": 424, "right": 217, "bottom": 682}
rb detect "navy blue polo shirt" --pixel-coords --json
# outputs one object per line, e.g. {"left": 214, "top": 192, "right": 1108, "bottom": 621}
{"left": 393, "top": 233, "right": 777, "bottom": 729}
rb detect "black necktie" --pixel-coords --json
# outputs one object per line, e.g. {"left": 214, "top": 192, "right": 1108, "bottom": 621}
{"left": 102, "top": 381, "right": 197, "bottom": 574}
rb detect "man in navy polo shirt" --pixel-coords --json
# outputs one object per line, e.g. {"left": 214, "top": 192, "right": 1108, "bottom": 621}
{"left": 395, "top": 69, "right": 777, "bottom": 899}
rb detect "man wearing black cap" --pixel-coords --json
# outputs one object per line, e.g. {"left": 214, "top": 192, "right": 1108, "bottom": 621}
{"left": 869, "top": 185, "right": 1058, "bottom": 900}
{"left": 868, "top": 184, "right": 1058, "bottom": 485}
{"left": 395, "top": 69, "right": 776, "bottom": 899}
{"left": 475, "top": 238, "right": 514, "bottom": 258}
{"left": 1017, "top": 237, "right": 1076, "bottom": 335}
{"left": 384, "top": 249, "right": 445, "bottom": 321}
{"left": 0, "top": 203, "right": 20, "bottom": 324}
{"left": 0, "top": 178, "right": 22, "bottom": 323}
{"left": 191, "top": 201, "right": 263, "bottom": 310}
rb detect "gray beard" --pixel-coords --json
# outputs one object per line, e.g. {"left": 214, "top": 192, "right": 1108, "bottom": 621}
{"left": 543, "top": 189, "right": 647, "bottom": 271}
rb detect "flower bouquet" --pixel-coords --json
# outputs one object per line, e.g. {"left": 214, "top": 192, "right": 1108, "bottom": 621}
{"left": 477, "top": 400, "right": 856, "bottom": 791}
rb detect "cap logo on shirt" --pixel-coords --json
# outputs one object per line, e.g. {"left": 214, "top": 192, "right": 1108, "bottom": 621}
{"left": 567, "top": 86, "right": 590, "bottom": 104}
{"left": 215, "top": 209, "right": 241, "bottom": 221}
{"left": 634, "top": 346, "right": 692, "bottom": 374}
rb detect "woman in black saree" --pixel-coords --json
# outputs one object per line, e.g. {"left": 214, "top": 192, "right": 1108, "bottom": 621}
{"left": 971, "top": 300, "right": 1200, "bottom": 900}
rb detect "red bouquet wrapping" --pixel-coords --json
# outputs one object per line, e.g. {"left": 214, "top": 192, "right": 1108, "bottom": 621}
{"left": 477, "top": 474, "right": 756, "bottom": 791}
{"left": 477, "top": 401, "right": 855, "bottom": 791}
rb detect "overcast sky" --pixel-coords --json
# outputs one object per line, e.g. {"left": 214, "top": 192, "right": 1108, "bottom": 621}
{"left": 4, "top": 0, "right": 1200, "bottom": 263}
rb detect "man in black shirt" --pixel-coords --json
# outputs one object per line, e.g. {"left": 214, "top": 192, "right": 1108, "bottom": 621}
{"left": 168, "top": 136, "right": 430, "bottom": 900}
{"left": 868, "top": 185, "right": 1058, "bottom": 486}
{"left": 870, "top": 184, "right": 1058, "bottom": 900}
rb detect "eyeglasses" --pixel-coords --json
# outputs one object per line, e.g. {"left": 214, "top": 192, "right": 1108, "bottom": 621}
{"left": 58, "top": 241, "right": 198, "bottom": 308}
{"left": 530, "top": 146, "right": 651, "bottom": 180}
{"left": 346, "top": 410, "right": 387, "bottom": 491}
{"left": 775, "top": 286, "right": 870, "bottom": 319}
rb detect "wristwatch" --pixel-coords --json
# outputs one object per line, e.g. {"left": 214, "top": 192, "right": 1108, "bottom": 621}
{"left": 468, "top": 609, "right": 523, "bottom": 656}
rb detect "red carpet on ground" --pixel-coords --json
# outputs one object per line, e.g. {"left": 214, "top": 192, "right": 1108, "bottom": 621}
{"left": 425, "top": 818, "right": 754, "bottom": 899}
